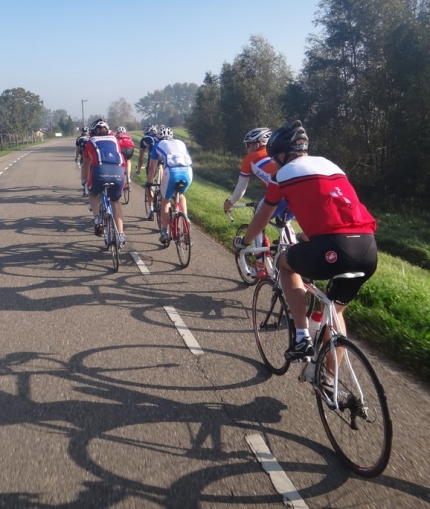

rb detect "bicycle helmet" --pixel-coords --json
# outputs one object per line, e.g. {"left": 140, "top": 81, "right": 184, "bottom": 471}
{"left": 243, "top": 127, "right": 272, "bottom": 146}
{"left": 144, "top": 124, "right": 158, "bottom": 136}
{"left": 157, "top": 125, "right": 173, "bottom": 140}
{"left": 266, "top": 120, "right": 309, "bottom": 157}
{"left": 90, "top": 118, "right": 110, "bottom": 135}
{"left": 81, "top": 126, "right": 90, "bottom": 135}
{"left": 116, "top": 126, "right": 126, "bottom": 133}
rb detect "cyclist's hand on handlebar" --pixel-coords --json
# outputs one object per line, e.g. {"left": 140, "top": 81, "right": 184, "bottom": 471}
{"left": 224, "top": 199, "right": 233, "bottom": 212}
{"left": 233, "top": 236, "right": 251, "bottom": 251}
{"left": 144, "top": 181, "right": 151, "bottom": 188}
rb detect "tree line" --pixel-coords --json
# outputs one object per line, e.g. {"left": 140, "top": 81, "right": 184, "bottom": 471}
{"left": 186, "top": 0, "right": 430, "bottom": 210}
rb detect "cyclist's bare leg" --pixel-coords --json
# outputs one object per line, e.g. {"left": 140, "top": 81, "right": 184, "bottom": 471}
{"left": 88, "top": 193, "right": 100, "bottom": 219}
{"left": 126, "top": 160, "right": 131, "bottom": 182}
{"left": 111, "top": 200, "right": 124, "bottom": 233}
{"left": 179, "top": 194, "right": 187, "bottom": 215}
{"left": 161, "top": 197, "right": 170, "bottom": 229}
{"left": 279, "top": 255, "right": 307, "bottom": 329}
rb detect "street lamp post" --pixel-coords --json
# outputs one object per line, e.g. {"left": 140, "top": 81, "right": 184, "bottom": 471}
{"left": 81, "top": 99, "right": 88, "bottom": 128}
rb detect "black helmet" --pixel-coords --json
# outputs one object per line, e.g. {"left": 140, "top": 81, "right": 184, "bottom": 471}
{"left": 266, "top": 120, "right": 308, "bottom": 158}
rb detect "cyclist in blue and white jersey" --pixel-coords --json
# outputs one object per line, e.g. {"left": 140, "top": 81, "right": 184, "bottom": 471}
{"left": 146, "top": 125, "right": 193, "bottom": 244}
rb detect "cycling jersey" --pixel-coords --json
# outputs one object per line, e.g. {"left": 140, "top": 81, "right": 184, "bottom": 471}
{"left": 265, "top": 155, "right": 376, "bottom": 238}
{"left": 140, "top": 134, "right": 157, "bottom": 152}
{"left": 240, "top": 146, "right": 277, "bottom": 185}
{"left": 116, "top": 132, "right": 135, "bottom": 149}
{"left": 76, "top": 135, "right": 89, "bottom": 154}
{"left": 84, "top": 135, "right": 124, "bottom": 166}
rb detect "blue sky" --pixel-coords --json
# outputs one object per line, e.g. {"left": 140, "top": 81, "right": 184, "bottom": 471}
{"left": 2, "top": 0, "right": 321, "bottom": 120}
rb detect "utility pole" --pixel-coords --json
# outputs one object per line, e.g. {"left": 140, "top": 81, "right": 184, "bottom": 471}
{"left": 81, "top": 99, "right": 88, "bottom": 128}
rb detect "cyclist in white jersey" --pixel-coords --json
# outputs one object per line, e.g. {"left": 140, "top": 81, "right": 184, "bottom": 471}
{"left": 145, "top": 126, "right": 193, "bottom": 244}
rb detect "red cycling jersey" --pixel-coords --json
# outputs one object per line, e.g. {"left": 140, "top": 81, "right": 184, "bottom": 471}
{"left": 116, "top": 132, "right": 135, "bottom": 149}
{"left": 264, "top": 155, "right": 376, "bottom": 238}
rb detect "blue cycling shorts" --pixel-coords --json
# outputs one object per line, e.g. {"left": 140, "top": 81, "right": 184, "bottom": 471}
{"left": 161, "top": 166, "right": 193, "bottom": 200}
{"left": 88, "top": 164, "right": 124, "bottom": 202}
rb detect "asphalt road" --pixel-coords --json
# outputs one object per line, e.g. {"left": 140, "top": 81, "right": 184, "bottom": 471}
{"left": 0, "top": 139, "right": 429, "bottom": 508}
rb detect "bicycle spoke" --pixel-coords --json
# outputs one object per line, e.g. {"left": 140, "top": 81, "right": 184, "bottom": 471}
{"left": 315, "top": 337, "right": 392, "bottom": 477}
{"left": 252, "top": 278, "right": 293, "bottom": 375}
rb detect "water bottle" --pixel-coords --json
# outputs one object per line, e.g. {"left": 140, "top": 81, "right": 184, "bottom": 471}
{"left": 308, "top": 310, "right": 323, "bottom": 342}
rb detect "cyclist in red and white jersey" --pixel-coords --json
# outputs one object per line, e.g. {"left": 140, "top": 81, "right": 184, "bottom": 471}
{"left": 224, "top": 127, "right": 292, "bottom": 278}
{"left": 234, "top": 120, "right": 377, "bottom": 360}
{"left": 115, "top": 127, "right": 135, "bottom": 185}
{"left": 82, "top": 119, "right": 126, "bottom": 246}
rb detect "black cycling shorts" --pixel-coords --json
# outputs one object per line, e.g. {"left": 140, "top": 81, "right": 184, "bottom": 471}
{"left": 121, "top": 147, "right": 134, "bottom": 160}
{"left": 287, "top": 233, "right": 377, "bottom": 305}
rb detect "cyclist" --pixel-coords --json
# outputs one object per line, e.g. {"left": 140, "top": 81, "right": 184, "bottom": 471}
{"left": 75, "top": 127, "right": 90, "bottom": 196}
{"left": 136, "top": 124, "right": 160, "bottom": 220}
{"left": 82, "top": 119, "right": 126, "bottom": 247}
{"left": 234, "top": 120, "right": 377, "bottom": 360}
{"left": 115, "top": 126, "right": 135, "bottom": 188}
{"left": 146, "top": 125, "right": 193, "bottom": 244}
{"left": 224, "top": 127, "right": 292, "bottom": 279}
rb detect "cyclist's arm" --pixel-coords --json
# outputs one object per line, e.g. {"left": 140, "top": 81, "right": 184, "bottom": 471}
{"left": 137, "top": 148, "right": 146, "bottom": 173}
{"left": 147, "top": 157, "right": 158, "bottom": 183}
{"left": 242, "top": 202, "right": 276, "bottom": 245}
{"left": 224, "top": 175, "right": 249, "bottom": 211}
{"left": 82, "top": 155, "right": 91, "bottom": 183}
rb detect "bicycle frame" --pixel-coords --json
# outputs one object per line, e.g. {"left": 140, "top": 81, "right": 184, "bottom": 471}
{"left": 303, "top": 273, "right": 365, "bottom": 410}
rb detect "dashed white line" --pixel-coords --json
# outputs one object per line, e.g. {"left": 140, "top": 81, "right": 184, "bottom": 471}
{"left": 164, "top": 306, "right": 203, "bottom": 356}
{"left": 130, "top": 251, "right": 150, "bottom": 274}
{"left": 246, "top": 434, "right": 309, "bottom": 509}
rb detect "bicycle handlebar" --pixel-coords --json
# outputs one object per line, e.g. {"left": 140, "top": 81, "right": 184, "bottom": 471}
{"left": 225, "top": 200, "right": 258, "bottom": 222}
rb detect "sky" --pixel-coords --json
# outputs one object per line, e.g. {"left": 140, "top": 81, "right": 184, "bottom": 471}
{"left": 2, "top": 0, "right": 321, "bottom": 122}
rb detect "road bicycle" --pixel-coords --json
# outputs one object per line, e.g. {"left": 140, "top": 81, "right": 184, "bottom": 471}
{"left": 99, "top": 183, "right": 121, "bottom": 272}
{"left": 245, "top": 254, "right": 393, "bottom": 477}
{"left": 144, "top": 162, "right": 163, "bottom": 229}
{"left": 227, "top": 201, "right": 300, "bottom": 286}
{"left": 161, "top": 180, "right": 191, "bottom": 268}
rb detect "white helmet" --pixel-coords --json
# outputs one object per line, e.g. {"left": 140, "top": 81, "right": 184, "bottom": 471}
{"left": 90, "top": 119, "right": 109, "bottom": 135}
{"left": 243, "top": 127, "right": 272, "bottom": 146}
{"left": 157, "top": 125, "right": 173, "bottom": 140}
{"left": 116, "top": 126, "right": 126, "bottom": 134}
{"left": 144, "top": 124, "right": 158, "bottom": 135}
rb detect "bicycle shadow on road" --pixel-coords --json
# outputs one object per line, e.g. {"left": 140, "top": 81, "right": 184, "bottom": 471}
{"left": 0, "top": 349, "right": 427, "bottom": 508}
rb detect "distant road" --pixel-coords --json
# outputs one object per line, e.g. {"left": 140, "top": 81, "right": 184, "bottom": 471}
{"left": 0, "top": 139, "right": 428, "bottom": 508}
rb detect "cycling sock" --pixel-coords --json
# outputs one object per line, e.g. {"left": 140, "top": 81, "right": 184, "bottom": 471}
{"left": 94, "top": 215, "right": 101, "bottom": 225}
{"left": 296, "top": 329, "right": 310, "bottom": 343}
{"left": 161, "top": 228, "right": 168, "bottom": 235}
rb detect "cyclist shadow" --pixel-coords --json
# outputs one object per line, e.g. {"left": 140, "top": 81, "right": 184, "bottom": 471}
{"left": 0, "top": 350, "right": 427, "bottom": 508}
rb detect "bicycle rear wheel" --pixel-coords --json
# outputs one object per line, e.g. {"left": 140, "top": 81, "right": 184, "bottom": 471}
{"left": 123, "top": 176, "right": 130, "bottom": 205}
{"left": 154, "top": 189, "right": 162, "bottom": 231}
{"left": 144, "top": 187, "right": 150, "bottom": 217}
{"left": 107, "top": 217, "right": 120, "bottom": 272}
{"left": 234, "top": 224, "right": 257, "bottom": 286}
{"left": 315, "top": 336, "right": 392, "bottom": 477}
{"left": 175, "top": 212, "right": 191, "bottom": 268}
{"left": 252, "top": 278, "right": 293, "bottom": 375}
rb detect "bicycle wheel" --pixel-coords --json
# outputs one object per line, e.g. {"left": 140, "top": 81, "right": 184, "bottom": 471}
{"left": 315, "top": 336, "right": 392, "bottom": 477}
{"left": 234, "top": 224, "right": 258, "bottom": 286}
{"left": 154, "top": 190, "right": 162, "bottom": 231}
{"left": 144, "top": 187, "right": 150, "bottom": 217}
{"left": 252, "top": 278, "right": 293, "bottom": 375}
{"left": 107, "top": 217, "right": 120, "bottom": 272}
{"left": 175, "top": 212, "right": 191, "bottom": 268}
{"left": 123, "top": 177, "right": 130, "bottom": 205}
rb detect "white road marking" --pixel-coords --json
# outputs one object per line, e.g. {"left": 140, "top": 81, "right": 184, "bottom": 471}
{"left": 130, "top": 251, "right": 150, "bottom": 274}
{"left": 164, "top": 306, "right": 203, "bottom": 356}
{"left": 246, "top": 434, "right": 309, "bottom": 509}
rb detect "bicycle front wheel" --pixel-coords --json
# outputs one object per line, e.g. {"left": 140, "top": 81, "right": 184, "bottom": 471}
{"left": 107, "top": 217, "right": 120, "bottom": 272}
{"left": 154, "top": 190, "right": 162, "bottom": 231}
{"left": 252, "top": 278, "right": 293, "bottom": 375}
{"left": 234, "top": 224, "right": 257, "bottom": 286}
{"left": 175, "top": 212, "right": 191, "bottom": 268}
{"left": 144, "top": 187, "right": 150, "bottom": 217}
{"left": 315, "top": 336, "right": 392, "bottom": 477}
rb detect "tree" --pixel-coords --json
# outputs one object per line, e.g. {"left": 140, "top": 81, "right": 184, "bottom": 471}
{"left": 186, "top": 73, "right": 224, "bottom": 151}
{"left": 0, "top": 87, "right": 43, "bottom": 135}
{"left": 135, "top": 83, "right": 198, "bottom": 126}
{"left": 107, "top": 97, "right": 135, "bottom": 131}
